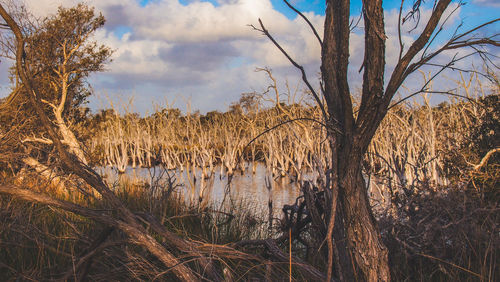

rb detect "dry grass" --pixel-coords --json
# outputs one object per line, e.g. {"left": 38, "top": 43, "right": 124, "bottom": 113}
{"left": 1, "top": 73, "right": 498, "bottom": 281}
{"left": 0, "top": 171, "right": 300, "bottom": 281}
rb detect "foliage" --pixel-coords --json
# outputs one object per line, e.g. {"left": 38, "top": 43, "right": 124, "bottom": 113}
{"left": 442, "top": 94, "right": 500, "bottom": 201}
{"left": 0, "top": 3, "right": 111, "bottom": 172}
{"left": 24, "top": 3, "right": 111, "bottom": 121}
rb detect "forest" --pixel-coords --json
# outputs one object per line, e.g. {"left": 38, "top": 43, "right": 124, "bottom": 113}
{"left": 0, "top": 1, "right": 499, "bottom": 281}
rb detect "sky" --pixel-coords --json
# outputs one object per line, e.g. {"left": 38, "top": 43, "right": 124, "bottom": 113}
{"left": 0, "top": 0, "right": 498, "bottom": 115}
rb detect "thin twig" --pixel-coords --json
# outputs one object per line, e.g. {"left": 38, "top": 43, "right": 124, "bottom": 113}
{"left": 250, "top": 19, "right": 328, "bottom": 121}
{"left": 283, "top": 0, "right": 322, "bottom": 46}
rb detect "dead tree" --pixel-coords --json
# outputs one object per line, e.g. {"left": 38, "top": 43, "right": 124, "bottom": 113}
{"left": 255, "top": 0, "right": 499, "bottom": 280}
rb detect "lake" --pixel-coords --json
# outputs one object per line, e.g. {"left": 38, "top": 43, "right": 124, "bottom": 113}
{"left": 97, "top": 163, "right": 312, "bottom": 214}
{"left": 98, "top": 163, "right": 390, "bottom": 215}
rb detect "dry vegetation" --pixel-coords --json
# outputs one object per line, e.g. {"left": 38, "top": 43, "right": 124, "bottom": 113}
{"left": 0, "top": 1, "right": 499, "bottom": 281}
{"left": 85, "top": 73, "right": 495, "bottom": 196}
{"left": 37, "top": 74, "right": 493, "bottom": 281}
{"left": 1, "top": 66, "right": 498, "bottom": 281}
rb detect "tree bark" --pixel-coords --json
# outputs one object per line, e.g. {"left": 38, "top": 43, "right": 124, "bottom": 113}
{"left": 337, "top": 158, "right": 390, "bottom": 281}
{"left": 322, "top": 0, "right": 390, "bottom": 280}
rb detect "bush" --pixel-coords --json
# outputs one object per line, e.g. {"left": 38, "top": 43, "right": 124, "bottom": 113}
{"left": 380, "top": 185, "right": 498, "bottom": 281}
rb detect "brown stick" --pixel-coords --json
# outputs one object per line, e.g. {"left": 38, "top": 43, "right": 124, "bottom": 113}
{"left": 473, "top": 147, "right": 500, "bottom": 171}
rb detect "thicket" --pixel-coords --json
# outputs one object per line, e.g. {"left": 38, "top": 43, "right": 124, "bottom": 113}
{"left": 82, "top": 78, "right": 497, "bottom": 192}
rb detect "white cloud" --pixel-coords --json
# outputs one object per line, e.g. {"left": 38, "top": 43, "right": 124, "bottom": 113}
{"left": 1, "top": 0, "right": 495, "bottom": 113}
{"left": 127, "top": 0, "right": 288, "bottom": 42}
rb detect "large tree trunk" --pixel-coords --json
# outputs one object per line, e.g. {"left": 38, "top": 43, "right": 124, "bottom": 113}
{"left": 331, "top": 198, "right": 357, "bottom": 281}
{"left": 328, "top": 133, "right": 390, "bottom": 281}
{"left": 55, "top": 113, "right": 88, "bottom": 165}
{"left": 321, "top": 0, "right": 391, "bottom": 280}
{"left": 336, "top": 152, "right": 390, "bottom": 281}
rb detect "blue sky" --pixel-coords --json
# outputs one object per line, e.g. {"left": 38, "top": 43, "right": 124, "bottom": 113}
{"left": 1, "top": 0, "right": 498, "bottom": 114}
{"left": 169, "top": 0, "right": 499, "bottom": 22}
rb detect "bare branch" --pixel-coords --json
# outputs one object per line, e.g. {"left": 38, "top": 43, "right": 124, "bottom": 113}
{"left": 420, "top": 2, "right": 463, "bottom": 60}
{"left": 250, "top": 19, "right": 328, "bottom": 121}
{"left": 404, "top": 33, "right": 499, "bottom": 80}
{"left": 283, "top": 0, "right": 322, "bottom": 46}
{"left": 386, "top": 0, "right": 452, "bottom": 99}
{"left": 22, "top": 135, "right": 53, "bottom": 144}
{"left": 397, "top": 0, "right": 405, "bottom": 62}
{"left": 402, "top": 0, "right": 424, "bottom": 31}
{"left": 350, "top": 12, "right": 363, "bottom": 32}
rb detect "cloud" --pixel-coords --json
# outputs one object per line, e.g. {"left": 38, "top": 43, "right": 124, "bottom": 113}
{"left": 124, "top": 0, "right": 290, "bottom": 42}
{"left": 473, "top": 0, "right": 500, "bottom": 8}
{"left": 159, "top": 41, "right": 240, "bottom": 71}
{"left": 1, "top": 0, "right": 496, "bottom": 114}
{"left": 87, "top": 0, "right": 326, "bottom": 113}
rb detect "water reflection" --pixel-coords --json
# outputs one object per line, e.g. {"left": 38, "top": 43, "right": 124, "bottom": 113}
{"left": 97, "top": 163, "right": 308, "bottom": 213}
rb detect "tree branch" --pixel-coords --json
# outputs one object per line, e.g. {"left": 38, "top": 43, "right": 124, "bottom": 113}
{"left": 472, "top": 147, "right": 500, "bottom": 171}
{"left": 386, "top": 0, "right": 452, "bottom": 99}
{"left": 283, "top": 0, "right": 322, "bottom": 46}
{"left": 21, "top": 135, "right": 53, "bottom": 144}
{"left": 250, "top": 19, "right": 328, "bottom": 121}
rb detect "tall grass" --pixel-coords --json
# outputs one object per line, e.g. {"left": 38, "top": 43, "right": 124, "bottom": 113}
{"left": 0, "top": 170, "right": 278, "bottom": 281}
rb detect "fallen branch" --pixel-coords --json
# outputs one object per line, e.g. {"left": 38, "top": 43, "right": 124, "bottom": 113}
{"left": 0, "top": 183, "right": 199, "bottom": 281}
{"left": 472, "top": 147, "right": 500, "bottom": 171}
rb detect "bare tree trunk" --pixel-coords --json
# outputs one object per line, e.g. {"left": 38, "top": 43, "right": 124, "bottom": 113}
{"left": 327, "top": 135, "right": 390, "bottom": 281}
{"left": 331, "top": 198, "right": 356, "bottom": 281}
{"left": 337, "top": 158, "right": 390, "bottom": 281}
{"left": 319, "top": 0, "right": 391, "bottom": 279}
{"left": 55, "top": 113, "right": 88, "bottom": 165}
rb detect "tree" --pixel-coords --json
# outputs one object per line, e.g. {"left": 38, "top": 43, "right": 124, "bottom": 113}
{"left": 1, "top": 3, "right": 112, "bottom": 167}
{"left": 0, "top": 5, "right": 204, "bottom": 281}
{"left": 256, "top": 0, "right": 499, "bottom": 280}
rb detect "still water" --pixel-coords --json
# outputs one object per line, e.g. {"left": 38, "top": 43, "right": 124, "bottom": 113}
{"left": 98, "top": 163, "right": 315, "bottom": 213}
